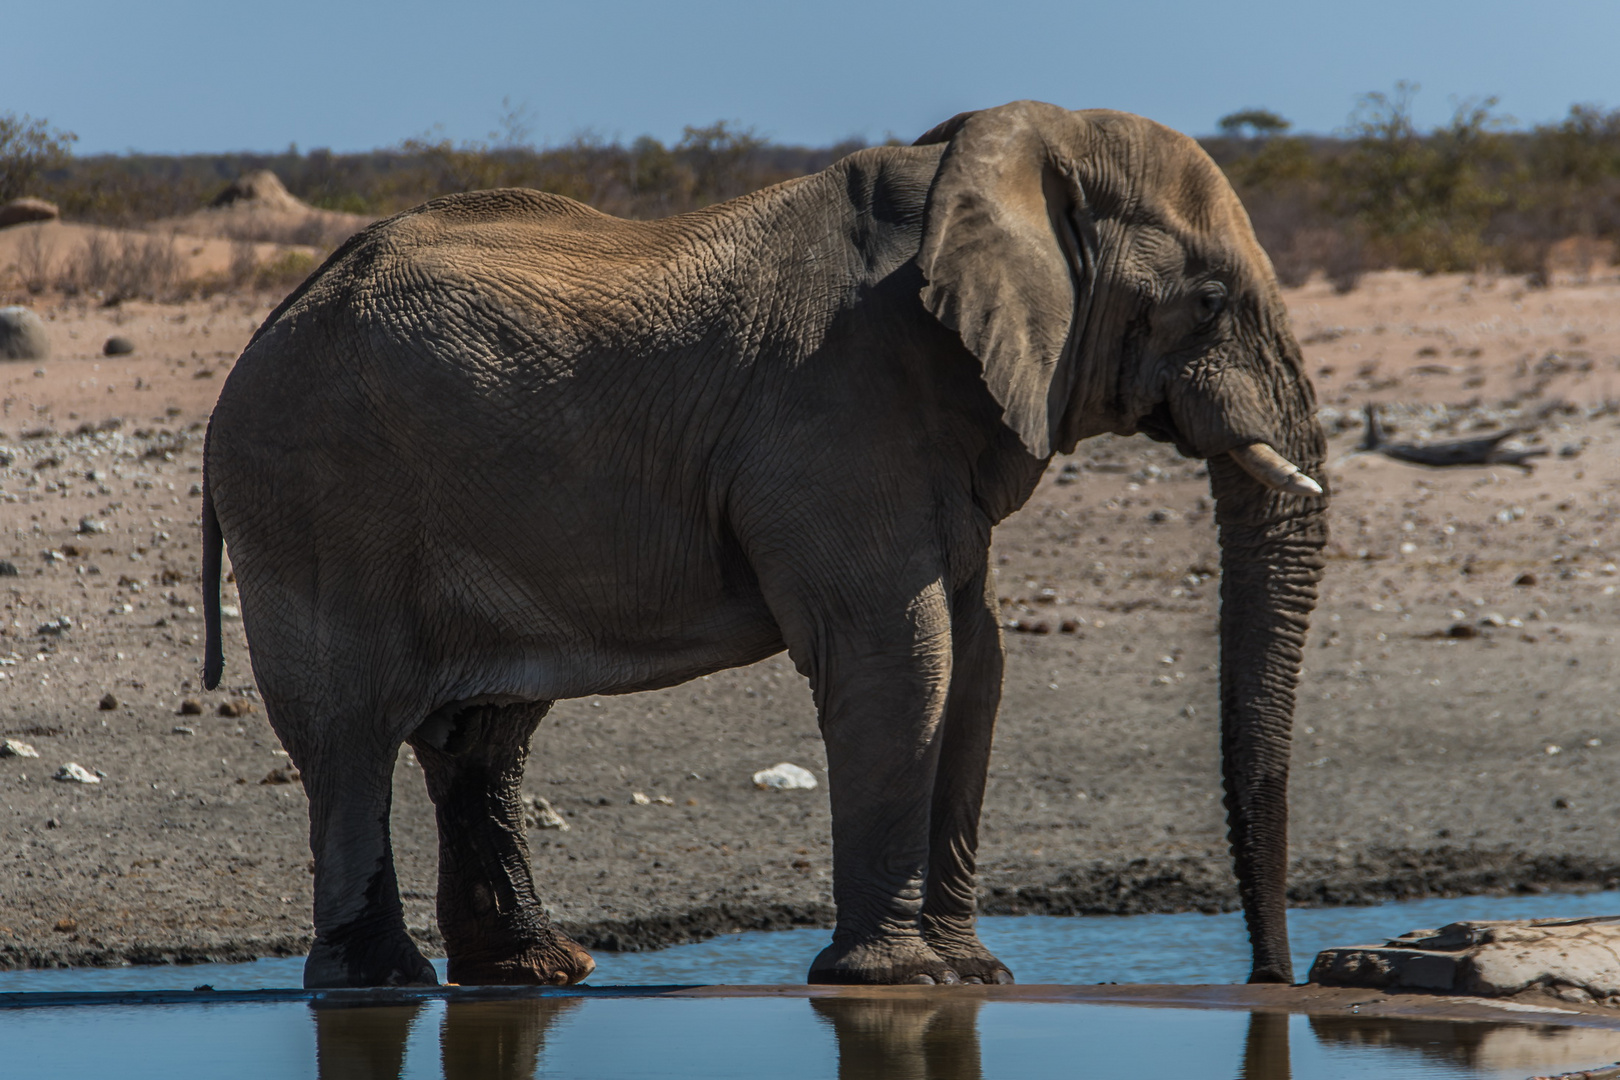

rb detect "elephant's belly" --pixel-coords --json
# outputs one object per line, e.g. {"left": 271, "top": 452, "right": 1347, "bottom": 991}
{"left": 453, "top": 594, "right": 788, "bottom": 703}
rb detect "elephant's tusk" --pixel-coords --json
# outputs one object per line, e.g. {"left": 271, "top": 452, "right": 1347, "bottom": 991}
{"left": 1228, "top": 443, "right": 1324, "bottom": 497}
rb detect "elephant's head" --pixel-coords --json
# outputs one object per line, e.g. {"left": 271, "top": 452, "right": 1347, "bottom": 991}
{"left": 917, "top": 101, "right": 1328, "bottom": 982}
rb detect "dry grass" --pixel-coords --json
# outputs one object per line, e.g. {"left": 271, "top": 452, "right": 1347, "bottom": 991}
{"left": 58, "top": 231, "right": 183, "bottom": 302}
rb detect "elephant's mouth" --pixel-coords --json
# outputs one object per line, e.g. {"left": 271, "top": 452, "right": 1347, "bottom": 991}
{"left": 1134, "top": 402, "right": 1324, "bottom": 496}
{"left": 1133, "top": 403, "right": 1195, "bottom": 457}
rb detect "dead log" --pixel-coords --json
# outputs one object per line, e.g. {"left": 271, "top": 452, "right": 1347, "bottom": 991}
{"left": 1361, "top": 405, "right": 1549, "bottom": 469}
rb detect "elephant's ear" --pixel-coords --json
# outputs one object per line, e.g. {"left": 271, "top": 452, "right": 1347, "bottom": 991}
{"left": 918, "top": 101, "right": 1095, "bottom": 459}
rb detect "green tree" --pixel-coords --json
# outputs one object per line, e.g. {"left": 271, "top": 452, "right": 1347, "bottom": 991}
{"left": 1217, "top": 109, "right": 1291, "bottom": 139}
{"left": 1333, "top": 83, "right": 1509, "bottom": 271}
{"left": 0, "top": 112, "right": 78, "bottom": 202}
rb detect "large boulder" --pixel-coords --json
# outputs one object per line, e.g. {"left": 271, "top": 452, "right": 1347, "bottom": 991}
{"left": 0, "top": 306, "right": 50, "bottom": 360}
{"left": 1311, "top": 915, "right": 1620, "bottom": 1006}
{"left": 0, "top": 197, "right": 60, "bottom": 229}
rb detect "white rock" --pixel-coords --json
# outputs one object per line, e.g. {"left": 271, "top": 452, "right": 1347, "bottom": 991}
{"left": 521, "top": 794, "right": 570, "bottom": 831}
{"left": 630, "top": 791, "right": 651, "bottom": 805}
{"left": 1312, "top": 916, "right": 1620, "bottom": 1004}
{"left": 77, "top": 517, "right": 107, "bottom": 535}
{"left": 54, "top": 762, "right": 100, "bottom": 784}
{"left": 0, "top": 738, "right": 39, "bottom": 758}
{"left": 220, "top": 605, "right": 241, "bottom": 619}
{"left": 752, "top": 762, "right": 818, "bottom": 791}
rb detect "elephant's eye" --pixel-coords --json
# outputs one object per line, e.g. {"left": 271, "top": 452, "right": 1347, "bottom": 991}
{"left": 1197, "top": 283, "right": 1227, "bottom": 326}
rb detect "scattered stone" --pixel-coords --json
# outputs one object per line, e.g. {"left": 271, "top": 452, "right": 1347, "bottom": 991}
{"left": 172, "top": 726, "right": 194, "bottom": 735}
{"left": 221, "top": 604, "right": 241, "bottom": 620}
{"left": 0, "top": 306, "right": 50, "bottom": 361}
{"left": 752, "top": 762, "right": 819, "bottom": 791}
{"left": 78, "top": 517, "right": 108, "bottom": 535}
{"left": 1310, "top": 916, "right": 1620, "bottom": 1005}
{"left": 35, "top": 616, "right": 72, "bottom": 636}
{"left": 98, "top": 693, "right": 118, "bottom": 710}
{"left": 1008, "top": 619, "right": 1052, "bottom": 634}
{"left": 630, "top": 791, "right": 651, "bottom": 805}
{"left": 1059, "top": 619, "right": 1081, "bottom": 633}
{"left": 45, "top": 817, "right": 60, "bottom": 828}
{"left": 53, "top": 918, "right": 77, "bottom": 934}
{"left": 54, "top": 763, "right": 101, "bottom": 784}
{"left": 0, "top": 561, "right": 17, "bottom": 577}
{"left": 177, "top": 699, "right": 203, "bottom": 716}
{"left": 217, "top": 698, "right": 254, "bottom": 718}
{"left": 521, "top": 794, "right": 571, "bottom": 831}
{"left": 102, "top": 336, "right": 136, "bottom": 357}
{"left": 260, "top": 766, "right": 301, "bottom": 785}
{"left": 0, "top": 197, "right": 60, "bottom": 228}
{"left": 0, "top": 739, "right": 40, "bottom": 759}
{"left": 1515, "top": 572, "right": 1539, "bottom": 586}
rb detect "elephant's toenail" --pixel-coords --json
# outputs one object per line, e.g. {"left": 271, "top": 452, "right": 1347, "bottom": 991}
{"left": 907, "top": 973, "right": 937, "bottom": 985}
{"left": 963, "top": 976, "right": 984, "bottom": 984}
{"left": 938, "top": 970, "right": 961, "bottom": 985}
{"left": 994, "top": 969, "right": 1015, "bottom": 985}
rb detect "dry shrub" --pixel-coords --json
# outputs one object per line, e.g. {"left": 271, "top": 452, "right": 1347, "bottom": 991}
{"left": 218, "top": 213, "right": 362, "bottom": 250}
{"left": 252, "top": 250, "right": 317, "bottom": 291}
{"left": 15, "top": 224, "right": 53, "bottom": 293}
{"left": 60, "top": 231, "right": 182, "bottom": 301}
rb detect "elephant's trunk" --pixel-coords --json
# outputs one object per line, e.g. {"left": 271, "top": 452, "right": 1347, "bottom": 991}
{"left": 1206, "top": 395, "right": 1327, "bottom": 984}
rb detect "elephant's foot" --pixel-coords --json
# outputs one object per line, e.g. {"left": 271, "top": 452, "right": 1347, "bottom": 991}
{"left": 808, "top": 934, "right": 961, "bottom": 985}
{"left": 446, "top": 930, "right": 596, "bottom": 987}
{"left": 921, "top": 918, "right": 1015, "bottom": 984}
{"left": 305, "top": 928, "right": 438, "bottom": 989}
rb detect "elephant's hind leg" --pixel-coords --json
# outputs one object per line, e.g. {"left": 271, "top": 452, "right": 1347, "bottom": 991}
{"left": 407, "top": 701, "right": 595, "bottom": 987}
{"left": 920, "top": 575, "right": 1015, "bottom": 984}
{"left": 300, "top": 737, "right": 438, "bottom": 988}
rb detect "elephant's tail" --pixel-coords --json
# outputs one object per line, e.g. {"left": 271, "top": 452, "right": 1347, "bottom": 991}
{"left": 201, "top": 465, "right": 224, "bottom": 690}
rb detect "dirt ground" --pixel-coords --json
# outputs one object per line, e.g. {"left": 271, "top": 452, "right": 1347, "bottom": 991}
{"left": 1, "top": 267, "right": 1618, "bottom": 972}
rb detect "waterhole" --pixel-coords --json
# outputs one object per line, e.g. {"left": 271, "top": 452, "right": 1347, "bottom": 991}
{"left": 2, "top": 892, "right": 1617, "bottom": 1079}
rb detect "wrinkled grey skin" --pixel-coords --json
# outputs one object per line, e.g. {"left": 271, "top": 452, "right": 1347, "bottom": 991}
{"left": 202, "top": 101, "right": 1327, "bottom": 989}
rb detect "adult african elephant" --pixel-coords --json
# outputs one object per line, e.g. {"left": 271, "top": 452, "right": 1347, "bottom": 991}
{"left": 202, "top": 100, "right": 1327, "bottom": 989}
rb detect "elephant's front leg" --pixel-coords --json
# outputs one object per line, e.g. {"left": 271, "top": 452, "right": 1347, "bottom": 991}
{"left": 407, "top": 701, "right": 595, "bottom": 986}
{"left": 805, "top": 587, "right": 962, "bottom": 986}
{"left": 920, "top": 575, "right": 1014, "bottom": 984}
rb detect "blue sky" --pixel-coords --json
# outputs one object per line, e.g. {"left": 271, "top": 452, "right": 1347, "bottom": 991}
{"left": 6, "top": 0, "right": 1618, "bottom": 155}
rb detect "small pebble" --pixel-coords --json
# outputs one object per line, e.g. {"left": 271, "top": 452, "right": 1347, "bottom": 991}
{"left": 217, "top": 698, "right": 253, "bottom": 718}
{"left": 99, "top": 693, "right": 118, "bottom": 710}
{"left": 752, "top": 763, "right": 818, "bottom": 791}
{"left": 54, "top": 918, "right": 77, "bottom": 933}
{"left": 54, "top": 763, "right": 101, "bottom": 784}
{"left": 521, "top": 794, "right": 571, "bottom": 831}
{"left": 77, "top": 518, "right": 107, "bottom": 535}
{"left": 172, "top": 726, "right": 194, "bottom": 735}
{"left": 0, "top": 739, "right": 40, "bottom": 759}
{"left": 178, "top": 699, "right": 203, "bottom": 716}
{"left": 103, "top": 336, "right": 135, "bottom": 356}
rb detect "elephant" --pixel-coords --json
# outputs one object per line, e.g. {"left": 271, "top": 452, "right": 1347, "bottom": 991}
{"left": 201, "top": 99, "right": 1328, "bottom": 989}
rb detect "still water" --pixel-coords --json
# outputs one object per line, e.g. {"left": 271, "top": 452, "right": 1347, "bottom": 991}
{"left": 1, "top": 892, "right": 1617, "bottom": 1079}
{"left": 4, "top": 890, "right": 1617, "bottom": 992}
{"left": 4, "top": 994, "right": 1620, "bottom": 1080}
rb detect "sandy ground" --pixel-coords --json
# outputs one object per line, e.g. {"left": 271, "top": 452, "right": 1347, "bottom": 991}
{"left": 1, "top": 268, "right": 1618, "bottom": 972}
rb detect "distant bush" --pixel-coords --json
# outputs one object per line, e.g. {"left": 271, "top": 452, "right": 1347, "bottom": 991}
{"left": 18, "top": 92, "right": 1620, "bottom": 290}
{"left": 0, "top": 113, "right": 77, "bottom": 203}
{"left": 1210, "top": 85, "right": 1620, "bottom": 285}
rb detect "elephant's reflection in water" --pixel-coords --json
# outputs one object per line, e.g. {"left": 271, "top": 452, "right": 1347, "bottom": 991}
{"left": 1239, "top": 1011, "right": 1293, "bottom": 1080}
{"left": 810, "top": 996, "right": 984, "bottom": 1080}
{"left": 312, "top": 996, "right": 581, "bottom": 1080}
